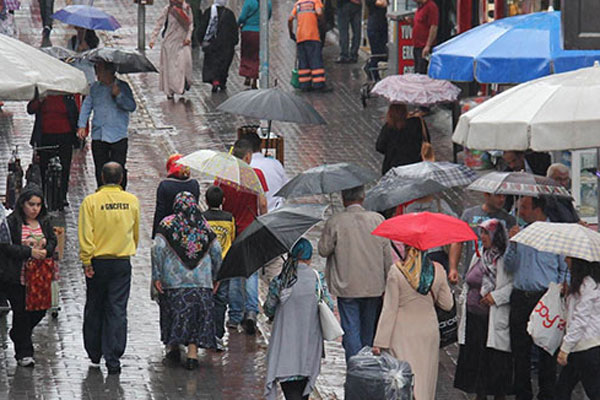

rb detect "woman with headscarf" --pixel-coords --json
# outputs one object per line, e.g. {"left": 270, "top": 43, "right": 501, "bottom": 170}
{"left": 197, "top": 0, "right": 238, "bottom": 92}
{"left": 152, "top": 154, "right": 200, "bottom": 238}
{"left": 237, "top": 0, "right": 271, "bottom": 89}
{"left": 454, "top": 219, "right": 513, "bottom": 400}
{"left": 151, "top": 191, "right": 222, "bottom": 370}
{"left": 149, "top": 0, "right": 194, "bottom": 99}
{"left": 372, "top": 243, "right": 453, "bottom": 400}
{"left": 263, "top": 238, "right": 334, "bottom": 400}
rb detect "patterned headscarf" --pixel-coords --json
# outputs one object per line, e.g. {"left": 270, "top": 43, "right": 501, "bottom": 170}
{"left": 395, "top": 246, "right": 435, "bottom": 295}
{"left": 156, "top": 191, "right": 216, "bottom": 269}
{"left": 166, "top": 153, "right": 190, "bottom": 179}
{"left": 278, "top": 238, "right": 313, "bottom": 292}
{"left": 478, "top": 218, "right": 508, "bottom": 296}
{"left": 169, "top": 0, "right": 191, "bottom": 29}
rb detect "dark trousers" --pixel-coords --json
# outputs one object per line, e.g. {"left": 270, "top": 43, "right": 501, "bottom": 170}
{"left": 213, "top": 279, "right": 229, "bottom": 339}
{"left": 83, "top": 259, "right": 132, "bottom": 369}
{"left": 0, "top": 282, "right": 46, "bottom": 359}
{"left": 297, "top": 41, "right": 325, "bottom": 90}
{"left": 366, "top": 26, "right": 388, "bottom": 81}
{"left": 510, "top": 289, "right": 557, "bottom": 400}
{"left": 39, "top": 133, "right": 73, "bottom": 203}
{"left": 338, "top": 296, "right": 382, "bottom": 362}
{"left": 337, "top": 2, "right": 361, "bottom": 60}
{"left": 557, "top": 346, "right": 600, "bottom": 400}
{"left": 38, "top": 0, "right": 54, "bottom": 29}
{"left": 281, "top": 378, "right": 309, "bottom": 400}
{"left": 413, "top": 47, "right": 429, "bottom": 74}
{"left": 91, "top": 138, "right": 128, "bottom": 190}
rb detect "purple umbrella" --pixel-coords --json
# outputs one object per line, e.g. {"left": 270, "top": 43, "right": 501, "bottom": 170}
{"left": 52, "top": 5, "right": 120, "bottom": 31}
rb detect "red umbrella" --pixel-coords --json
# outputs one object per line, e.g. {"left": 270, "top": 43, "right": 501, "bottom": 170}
{"left": 372, "top": 212, "right": 478, "bottom": 251}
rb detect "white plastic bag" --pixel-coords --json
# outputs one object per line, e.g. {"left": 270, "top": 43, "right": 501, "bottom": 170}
{"left": 527, "top": 282, "right": 567, "bottom": 355}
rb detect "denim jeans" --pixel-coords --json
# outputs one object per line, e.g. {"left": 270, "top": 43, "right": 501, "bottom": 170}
{"left": 227, "top": 272, "right": 259, "bottom": 324}
{"left": 337, "top": 2, "right": 362, "bottom": 60}
{"left": 38, "top": 0, "right": 55, "bottom": 29}
{"left": 213, "top": 280, "right": 229, "bottom": 339}
{"left": 366, "top": 27, "right": 388, "bottom": 81}
{"left": 337, "top": 296, "right": 383, "bottom": 362}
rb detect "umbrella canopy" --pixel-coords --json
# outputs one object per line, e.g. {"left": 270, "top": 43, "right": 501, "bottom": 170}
{"left": 39, "top": 46, "right": 76, "bottom": 60}
{"left": 429, "top": 11, "right": 600, "bottom": 84}
{"left": 511, "top": 222, "right": 600, "bottom": 262}
{"left": 372, "top": 212, "right": 478, "bottom": 251}
{"left": 453, "top": 62, "right": 600, "bottom": 152}
{"left": 82, "top": 47, "right": 157, "bottom": 73}
{"left": 467, "top": 171, "right": 570, "bottom": 197}
{"left": 217, "top": 87, "right": 326, "bottom": 125}
{"left": 371, "top": 74, "right": 461, "bottom": 106}
{"left": 0, "top": 33, "right": 88, "bottom": 100}
{"left": 364, "top": 176, "right": 447, "bottom": 212}
{"left": 385, "top": 161, "right": 477, "bottom": 188}
{"left": 177, "top": 150, "right": 265, "bottom": 195}
{"left": 274, "top": 163, "right": 378, "bottom": 198}
{"left": 217, "top": 204, "right": 327, "bottom": 280}
{"left": 52, "top": 5, "right": 121, "bottom": 31}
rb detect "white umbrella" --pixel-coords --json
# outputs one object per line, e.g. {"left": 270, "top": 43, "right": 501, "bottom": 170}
{"left": 371, "top": 73, "right": 461, "bottom": 106}
{"left": 0, "top": 33, "right": 88, "bottom": 100}
{"left": 453, "top": 62, "right": 600, "bottom": 152}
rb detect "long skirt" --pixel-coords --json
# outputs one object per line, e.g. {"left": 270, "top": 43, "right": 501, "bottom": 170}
{"left": 239, "top": 31, "right": 259, "bottom": 79}
{"left": 160, "top": 287, "right": 216, "bottom": 349}
{"left": 454, "top": 311, "right": 513, "bottom": 396}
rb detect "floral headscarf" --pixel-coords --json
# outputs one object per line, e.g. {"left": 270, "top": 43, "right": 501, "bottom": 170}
{"left": 156, "top": 191, "right": 216, "bottom": 269}
{"left": 478, "top": 218, "right": 508, "bottom": 296}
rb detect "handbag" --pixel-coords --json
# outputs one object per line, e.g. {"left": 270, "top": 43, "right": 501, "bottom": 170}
{"left": 430, "top": 268, "right": 458, "bottom": 348}
{"left": 314, "top": 269, "right": 344, "bottom": 341}
{"left": 527, "top": 282, "right": 566, "bottom": 355}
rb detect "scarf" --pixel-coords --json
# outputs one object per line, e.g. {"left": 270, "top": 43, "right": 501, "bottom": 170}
{"left": 204, "top": 0, "right": 227, "bottom": 43}
{"left": 478, "top": 218, "right": 506, "bottom": 296}
{"left": 156, "top": 191, "right": 216, "bottom": 270}
{"left": 169, "top": 0, "right": 191, "bottom": 30}
{"left": 276, "top": 238, "right": 313, "bottom": 303}
{"left": 395, "top": 246, "right": 434, "bottom": 295}
{"left": 166, "top": 153, "right": 190, "bottom": 179}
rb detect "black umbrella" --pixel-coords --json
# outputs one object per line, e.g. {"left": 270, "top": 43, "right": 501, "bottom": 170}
{"left": 364, "top": 176, "right": 448, "bottom": 212}
{"left": 82, "top": 47, "right": 158, "bottom": 73}
{"left": 39, "top": 46, "right": 76, "bottom": 60}
{"left": 274, "top": 163, "right": 378, "bottom": 199}
{"left": 217, "top": 204, "right": 328, "bottom": 280}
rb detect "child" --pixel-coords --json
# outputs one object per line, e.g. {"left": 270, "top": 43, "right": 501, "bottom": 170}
{"left": 202, "top": 186, "right": 235, "bottom": 351}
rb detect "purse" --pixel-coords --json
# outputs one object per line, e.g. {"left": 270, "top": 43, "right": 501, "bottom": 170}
{"left": 314, "top": 269, "right": 344, "bottom": 341}
{"left": 430, "top": 268, "right": 458, "bottom": 348}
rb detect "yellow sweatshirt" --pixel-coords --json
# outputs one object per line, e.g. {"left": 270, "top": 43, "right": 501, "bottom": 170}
{"left": 78, "top": 184, "right": 140, "bottom": 266}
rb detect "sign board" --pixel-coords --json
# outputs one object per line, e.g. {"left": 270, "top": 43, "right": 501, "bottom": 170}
{"left": 562, "top": 0, "right": 600, "bottom": 49}
{"left": 397, "top": 20, "right": 415, "bottom": 74}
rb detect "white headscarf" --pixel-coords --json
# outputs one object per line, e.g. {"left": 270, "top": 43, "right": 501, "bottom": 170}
{"left": 204, "top": 0, "right": 227, "bottom": 42}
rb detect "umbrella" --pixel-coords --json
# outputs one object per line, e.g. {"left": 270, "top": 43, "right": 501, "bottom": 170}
{"left": 467, "top": 171, "right": 571, "bottom": 198}
{"left": 370, "top": 74, "right": 461, "bottom": 106}
{"left": 364, "top": 177, "right": 447, "bottom": 212}
{"left": 274, "top": 163, "right": 378, "bottom": 198}
{"left": 511, "top": 222, "right": 600, "bottom": 262}
{"left": 217, "top": 87, "right": 326, "bottom": 126}
{"left": 453, "top": 62, "right": 600, "bottom": 152}
{"left": 429, "top": 11, "right": 600, "bottom": 84}
{"left": 372, "top": 212, "right": 478, "bottom": 251}
{"left": 0, "top": 33, "right": 88, "bottom": 100}
{"left": 217, "top": 204, "right": 328, "bottom": 280}
{"left": 82, "top": 47, "right": 157, "bottom": 73}
{"left": 52, "top": 5, "right": 121, "bottom": 31}
{"left": 176, "top": 150, "right": 264, "bottom": 195}
{"left": 39, "top": 46, "right": 76, "bottom": 60}
{"left": 385, "top": 161, "right": 477, "bottom": 188}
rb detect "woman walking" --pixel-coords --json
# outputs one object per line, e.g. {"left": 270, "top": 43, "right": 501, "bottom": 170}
{"left": 372, "top": 244, "right": 453, "bottom": 400}
{"left": 197, "top": 0, "right": 238, "bottom": 92}
{"left": 151, "top": 192, "right": 222, "bottom": 370}
{"left": 454, "top": 219, "right": 513, "bottom": 399}
{"left": 0, "top": 186, "right": 57, "bottom": 367}
{"left": 263, "top": 238, "right": 334, "bottom": 400}
{"left": 237, "top": 0, "right": 271, "bottom": 89}
{"left": 149, "top": 0, "right": 194, "bottom": 99}
{"left": 556, "top": 257, "right": 600, "bottom": 399}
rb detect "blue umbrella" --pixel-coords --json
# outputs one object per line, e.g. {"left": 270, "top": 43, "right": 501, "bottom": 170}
{"left": 428, "top": 11, "right": 600, "bottom": 84}
{"left": 52, "top": 5, "right": 121, "bottom": 31}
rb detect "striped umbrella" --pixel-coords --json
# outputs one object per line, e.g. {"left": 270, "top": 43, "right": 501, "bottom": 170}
{"left": 467, "top": 171, "right": 570, "bottom": 197}
{"left": 512, "top": 222, "right": 600, "bottom": 262}
{"left": 386, "top": 161, "right": 477, "bottom": 188}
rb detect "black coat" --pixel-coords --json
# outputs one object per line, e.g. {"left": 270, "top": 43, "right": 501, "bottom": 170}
{"left": 376, "top": 117, "right": 430, "bottom": 175}
{"left": 152, "top": 177, "right": 201, "bottom": 238}
{"left": 197, "top": 6, "right": 239, "bottom": 83}
{"left": 0, "top": 213, "right": 57, "bottom": 284}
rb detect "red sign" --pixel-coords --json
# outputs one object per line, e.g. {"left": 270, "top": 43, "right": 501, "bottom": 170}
{"left": 397, "top": 20, "right": 415, "bottom": 74}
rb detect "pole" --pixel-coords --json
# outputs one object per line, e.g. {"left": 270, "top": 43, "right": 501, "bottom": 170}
{"left": 137, "top": 0, "right": 146, "bottom": 51}
{"left": 259, "top": 0, "right": 269, "bottom": 88}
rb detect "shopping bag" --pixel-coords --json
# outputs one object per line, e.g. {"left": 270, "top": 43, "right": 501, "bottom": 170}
{"left": 527, "top": 282, "right": 567, "bottom": 355}
{"left": 291, "top": 68, "right": 300, "bottom": 89}
{"left": 25, "top": 258, "right": 54, "bottom": 311}
{"left": 314, "top": 270, "right": 344, "bottom": 341}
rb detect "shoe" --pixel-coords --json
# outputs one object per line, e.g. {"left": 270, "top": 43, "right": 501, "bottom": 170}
{"left": 89, "top": 362, "right": 100, "bottom": 368}
{"left": 107, "top": 366, "right": 121, "bottom": 375}
{"left": 242, "top": 311, "right": 257, "bottom": 335}
{"left": 185, "top": 358, "right": 199, "bottom": 370}
{"left": 165, "top": 348, "right": 180, "bottom": 362}
{"left": 41, "top": 27, "right": 52, "bottom": 48}
{"left": 17, "top": 357, "right": 35, "bottom": 367}
{"left": 226, "top": 321, "right": 239, "bottom": 330}
{"left": 335, "top": 57, "right": 350, "bottom": 64}
{"left": 244, "top": 77, "right": 251, "bottom": 86}
{"left": 166, "top": 94, "right": 174, "bottom": 100}
{"left": 211, "top": 84, "right": 219, "bottom": 93}
{"left": 215, "top": 337, "right": 225, "bottom": 352}
{"left": 219, "top": 84, "right": 227, "bottom": 91}
{"left": 62, "top": 200, "right": 70, "bottom": 208}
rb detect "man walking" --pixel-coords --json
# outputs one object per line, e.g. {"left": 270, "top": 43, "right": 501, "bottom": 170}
{"left": 79, "top": 162, "right": 140, "bottom": 375}
{"left": 335, "top": 0, "right": 362, "bottom": 64}
{"left": 77, "top": 61, "right": 136, "bottom": 190}
{"left": 38, "top": 0, "right": 54, "bottom": 47}
{"left": 318, "top": 185, "right": 392, "bottom": 362}
{"left": 409, "top": 0, "right": 438, "bottom": 74}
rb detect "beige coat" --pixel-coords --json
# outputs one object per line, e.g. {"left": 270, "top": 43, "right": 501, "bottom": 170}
{"left": 318, "top": 204, "right": 392, "bottom": 298}
{"left": 374, "top": 263, "right": 454, "bottom": 400}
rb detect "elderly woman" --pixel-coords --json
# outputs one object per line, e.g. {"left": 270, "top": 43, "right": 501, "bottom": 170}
{"left": 454, "top": 219, "right": 513, "bottom": 400}
{"left": 264, "top": 238, "right": 334, "bottom": 400}
{"left": 373, "top": 244, "right": 453, "bottom": 400}
{"left": 152, "top": 192, "right": 222, "bottom": 370}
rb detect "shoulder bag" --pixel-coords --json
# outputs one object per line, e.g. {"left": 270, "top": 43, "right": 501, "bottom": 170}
{"left": 430, "top": 267, "right": 458, "bottom": 348}
{"left": 314, "top": 269, "right": 344, "bottom": 341}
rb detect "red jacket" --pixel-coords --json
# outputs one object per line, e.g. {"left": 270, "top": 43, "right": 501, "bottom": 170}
{"left": 27, "top": 95, "right": 73, "bottom": 135}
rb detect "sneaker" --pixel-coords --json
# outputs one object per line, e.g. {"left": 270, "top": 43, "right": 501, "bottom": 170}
{"left": 215, "top": 337, "right": 226, "bottom": 352}
{"left": 17, "top": 357, "right": 35, "bottom": 367}
{"left": 242, "top": 311, "right": 257, "bottom": 335}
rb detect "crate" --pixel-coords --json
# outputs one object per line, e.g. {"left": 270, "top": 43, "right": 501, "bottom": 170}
{"left": 237, "top": 125, "right": 284, "bottom": 165}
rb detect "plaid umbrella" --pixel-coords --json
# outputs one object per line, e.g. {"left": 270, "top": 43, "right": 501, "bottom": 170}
{"left": 511, "top": 222, "right": 600, "bottom": 262}
{"left": 467, "top": 171, "right": 571, "bottom": 197}
{"left": 176, "top": 150, "right": 264, "bottom": 195}
{"left": 386, "top": 161, "right": 477, "bottom": 188}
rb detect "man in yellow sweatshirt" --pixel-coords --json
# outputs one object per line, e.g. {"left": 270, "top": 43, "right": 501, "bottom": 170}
{"left": 78, "top": 162, "right": 140, "bottom": 375}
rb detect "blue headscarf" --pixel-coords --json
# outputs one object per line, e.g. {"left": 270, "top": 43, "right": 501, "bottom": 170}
{"left": 277, "top": 238, "right": 314, "bottom": 292}
{"left": 291, "top": 238, "right": 313, "bottom": 260}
